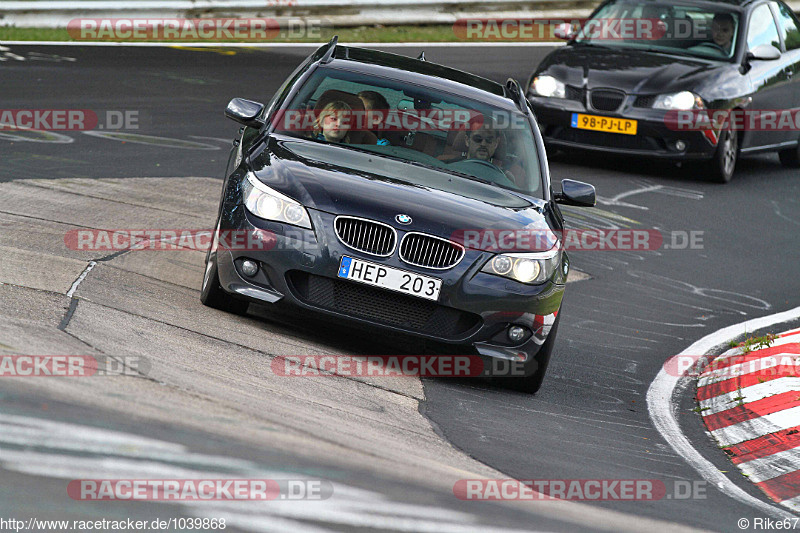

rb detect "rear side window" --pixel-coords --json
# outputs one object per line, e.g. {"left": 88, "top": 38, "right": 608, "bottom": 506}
{"left": 747, "top": 4, "right": 781, "bottom": 51}
{"left": 773, "top": 1, "right": 800, "bottom": 50}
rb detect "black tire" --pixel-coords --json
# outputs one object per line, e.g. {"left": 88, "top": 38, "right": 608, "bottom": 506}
{"left": 706, "top": 125, "right": 738, "bottom": 183}
{"left": 778, "top": 143, "right": 800, "bottom": 168}
{"left": 200, "top": 255, "right": 249, "bottom": 315}
{"left": 509, "top": 312, "right": 561, "bottom": 394}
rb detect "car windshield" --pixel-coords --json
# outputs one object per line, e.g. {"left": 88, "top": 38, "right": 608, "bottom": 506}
{"left": 272, "top": 67, "right": 543, "bottom": 198}
{"left": 574, "top": 0, "right": 740, "bottom": 61}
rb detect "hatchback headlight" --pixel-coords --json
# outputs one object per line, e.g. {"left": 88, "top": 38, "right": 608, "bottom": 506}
{"left": 653, "top": 91, "right": 704, "bottom": 110}
{"left": 482, "top": 247, "right": 561, "bottom": 285}
{"left": 530, "top": 75, "right": 566, "bottom": 99}
{"left": 241, "top": 172, "right": 311, "bottom": 229}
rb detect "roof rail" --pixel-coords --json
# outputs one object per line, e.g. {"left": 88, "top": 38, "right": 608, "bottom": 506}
{"left": 505, "top": 78, "right": 527, "bottom": 112}
{"left": 320, "top": 35, "right": 338, "bottom": 64}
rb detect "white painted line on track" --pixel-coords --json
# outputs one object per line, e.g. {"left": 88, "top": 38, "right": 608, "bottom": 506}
{"left": 711, "top": 405, "right": 800, "bottom": 447}
{"left": 646, "top": 305, "right": 800, "bottom": 519}
{"left": 780, "top": 494, "right": 800, "bottom": 512}
{"left": 699, "top": 377, "right": 800, "bottom": 414}
{"left": 0, "top": 41, "right": 563, "bottom": 47}
{"left": 738, "top": 447, "right": 800, "bottom": 484}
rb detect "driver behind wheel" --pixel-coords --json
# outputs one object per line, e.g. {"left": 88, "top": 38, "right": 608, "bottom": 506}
{"left": 465, "top": 117, "right": 502, "bottom": 162}
{"left": 449, "top": 117, "right": 519, "bottom": 187}
{"left": 710, "top": 13, "right": 735, "bottom": 54}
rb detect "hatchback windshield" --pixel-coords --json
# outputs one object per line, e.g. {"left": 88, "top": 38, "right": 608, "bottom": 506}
{"left": 574, "top": 0, "right": 740, "bottom": 60}
{"left": 272, "top": 67, "right": 543, "bottom": 197}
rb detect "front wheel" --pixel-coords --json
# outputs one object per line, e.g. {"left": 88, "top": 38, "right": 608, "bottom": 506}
{"left": 706, "top": 126, "right": 738, "bottom": 183}
{"left": 509, "top": 312, "right": 561, "bottom": 394}
{"left": 200, "top": 255, "right": 249, "bottom": 315}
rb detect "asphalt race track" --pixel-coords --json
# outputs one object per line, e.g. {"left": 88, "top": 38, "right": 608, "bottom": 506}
{"left": 2, "top": 43, "right": 800, "bottom": 532}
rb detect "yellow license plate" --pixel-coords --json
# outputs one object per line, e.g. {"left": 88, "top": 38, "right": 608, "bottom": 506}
{"left": 571, "top": 113, "right": 637, "bottom": 135}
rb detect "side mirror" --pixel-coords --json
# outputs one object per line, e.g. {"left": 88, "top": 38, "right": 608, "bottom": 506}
{"left": 554, "top": 179, "right": 596, "bottom": 207}
{"left": 553, "top": 23, "right": 577, "bottom": 40}
{"left": 225, "top": 98, "right": 266, "bottom": 128}
{"left": 746, "top": 44, "right": 781, "bottom": 61}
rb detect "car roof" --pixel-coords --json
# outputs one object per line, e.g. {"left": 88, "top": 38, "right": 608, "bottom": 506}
{"left": 325, "top": 45, "right": 518, "bottom": 110}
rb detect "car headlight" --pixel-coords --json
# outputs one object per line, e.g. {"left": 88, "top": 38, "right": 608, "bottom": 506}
{"left": 530, "top": 75, "right": 566, "bottom": 99}
{"left": 481, "top": 247, "right": 561, "bottom": 285}
{"left": 653, "top": 91, "right": 704, "bottom": 110}
{"left": 241, "top": 172, "right": 311, "bottom": 229}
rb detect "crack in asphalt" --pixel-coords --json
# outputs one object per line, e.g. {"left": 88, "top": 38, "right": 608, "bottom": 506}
{"left": 56, "top": 259, "right": 425, "bottom": 405}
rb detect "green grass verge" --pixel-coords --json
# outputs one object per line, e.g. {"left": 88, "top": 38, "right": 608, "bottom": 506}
{"left": 0, "top": 24, "right": 476, "bottom": 43}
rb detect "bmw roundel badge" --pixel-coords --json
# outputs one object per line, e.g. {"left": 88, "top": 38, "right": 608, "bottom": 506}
{"left": 396, "top": 214, "right": 412, "bottom": 225}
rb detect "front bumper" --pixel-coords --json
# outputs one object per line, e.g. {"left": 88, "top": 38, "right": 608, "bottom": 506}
{"left": 529, "top": 96, "right": 717, "bottom": 160}
{"left": 213, "top": 198, "right": 566, "bottom": 377}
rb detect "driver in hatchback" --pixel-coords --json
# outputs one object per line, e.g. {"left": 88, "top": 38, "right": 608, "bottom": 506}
{"left": 710, "top": 12, "right": 735, "bottom": 54}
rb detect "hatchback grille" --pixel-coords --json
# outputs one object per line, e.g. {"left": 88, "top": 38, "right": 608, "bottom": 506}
{"left": 634, "top": 94, "right": 657, "bottom": 108}
{"left": 334, "top": 216, "right": 396, "bottom": 257}
{"left": 565, "top": 85, "right": 586, "bottom": 102}
{"left": 590, "top": 89, "right": 626, "bottom": 112}
{"left": 287, "top": 272, "right": 481, "bottom": 338}
{"left": 399, "top": 233, "right": 464, "bottom": 270}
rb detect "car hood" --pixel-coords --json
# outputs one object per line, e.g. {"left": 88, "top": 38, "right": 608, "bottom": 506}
{"left": 247, "top": 136, "right": 555, "bottom": 251}
{"left": 537, "top": 45, "right": 725, "bottom": 95}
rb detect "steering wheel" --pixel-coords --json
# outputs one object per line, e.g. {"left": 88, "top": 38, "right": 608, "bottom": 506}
{"left": 693, "top": 42, "right": 728, "bottom": 55}
{"left": 448, "top": 158, "right": 517, "bottom": 188}
{"left": 462, "top": 158, "right": 502, "bottom": 170}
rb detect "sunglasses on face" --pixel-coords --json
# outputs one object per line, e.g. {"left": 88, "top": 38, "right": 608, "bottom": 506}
{"left": 470, "top": 135, "right": 496, "bottom": 144}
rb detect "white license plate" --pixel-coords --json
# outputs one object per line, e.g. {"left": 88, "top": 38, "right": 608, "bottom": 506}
{"left": 337, "top": 256, "right": 442, "bottom": 301}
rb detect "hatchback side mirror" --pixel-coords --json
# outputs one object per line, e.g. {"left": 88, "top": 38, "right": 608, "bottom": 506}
{"left": 555, "top": 179, "right": 596, "bottom": 207}
{"left": 225, "top": 98, "right": 266, "bottom": 128}
{"left": 553, "top": 22, "right": 577, "bottom": 40}
{"left": 746, "top": 44, "right": 781, "bottom": 61}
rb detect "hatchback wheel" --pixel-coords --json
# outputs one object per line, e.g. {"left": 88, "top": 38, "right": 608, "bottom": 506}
{"left": 778, "top": 142, "right": 800, "bottom": 168}
{"left": 707, "top": 126, "right": 738, "bottom": 183}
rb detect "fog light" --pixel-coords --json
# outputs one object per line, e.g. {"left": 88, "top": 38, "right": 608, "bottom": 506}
{"left": 241, "top": 260, "right": 259, "bottom": 277}
{"left": 508, "top": 325, "right": 527, "bottom": 343}
{"left": 675, "top": 140, "right": 686, "bottom": 151}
